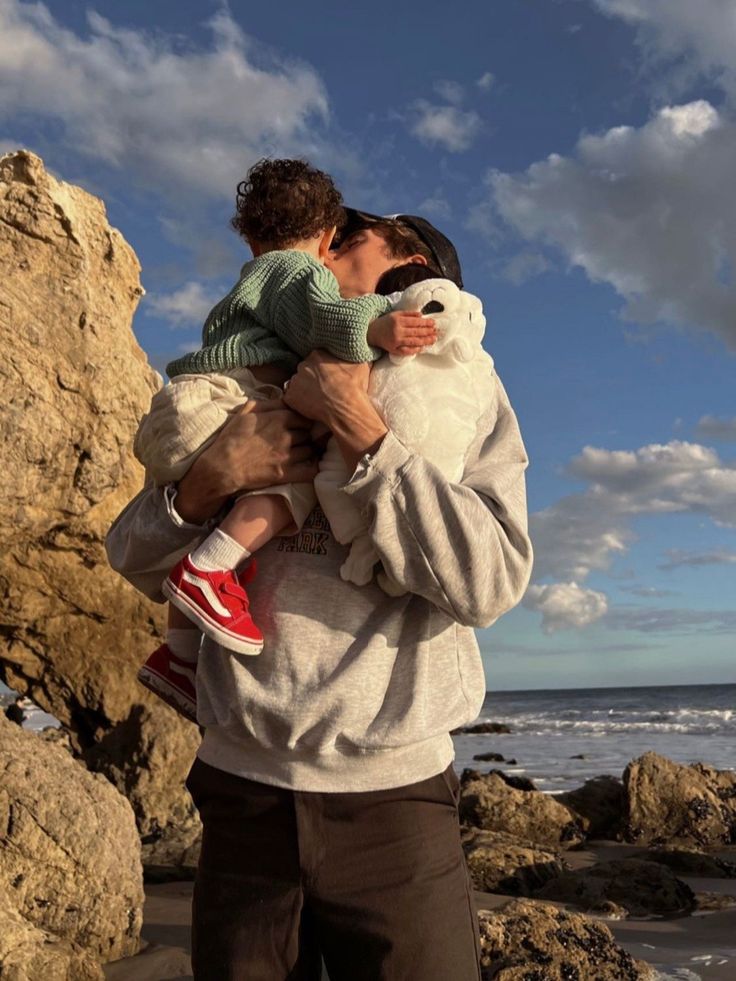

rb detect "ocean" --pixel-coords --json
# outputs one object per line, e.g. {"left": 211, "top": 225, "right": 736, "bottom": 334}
{"left": 452, "top": 683, "right": 736, "bottom": 793}
{"left": 4, "top": 680, "right": 733, "bottom": 794}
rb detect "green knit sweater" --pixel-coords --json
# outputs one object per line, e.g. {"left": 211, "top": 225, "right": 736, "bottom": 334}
{"left": 166, "top": 250, "right": 391, "bottom": 378}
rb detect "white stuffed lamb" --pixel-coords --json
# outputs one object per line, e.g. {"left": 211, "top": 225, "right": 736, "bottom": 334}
{"left": 314, "top": 278, "right": 496, "bottom": 595}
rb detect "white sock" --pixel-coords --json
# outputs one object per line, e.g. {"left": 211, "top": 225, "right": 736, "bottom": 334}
{"left": 166, "top": 628, "right": 201, "bottom": 663}
{"left": 190, "top": 528, "right": 251, "bottom": 573}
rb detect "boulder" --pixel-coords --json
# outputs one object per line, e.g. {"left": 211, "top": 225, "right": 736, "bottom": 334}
{"left": 0, "top": 885, "right": 103, "bottom": 981}
{"left": 534, "top": 858, "right": 696, "bottom": 918}
{"left": 624, "top": 752, "right": 736, "bottom": 847}
{"left": 462, "top": 828, "right": 568, "bottom": 896}
{"left": 462, "top": 722, "right": 512, "bottom": 734}
{"left": 0, "top": 150, "right": 200, "bottom": 851}
{"left": 473, "top": 752, "right": 506, "bottom": 762}
{"left": 558, "top": 775, "right": 625, "bottom": 840}
{"left": 0, "top": 714, "right": 143, "bottom": 963}
{"left": 641, "top": 845, "right": 736, "bottom": 878}
{"left": 478, "top": 899, "right": 655, "bottom": 980}
{"left": 460, "top": 772, "right": 584, "bottom": 849}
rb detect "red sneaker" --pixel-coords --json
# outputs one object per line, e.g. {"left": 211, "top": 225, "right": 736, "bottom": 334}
{"left": 163, "top": 555, "right": 264, "bottom": 655}
{"left": 138, "top": 643, "right": 198, "bottom": 724}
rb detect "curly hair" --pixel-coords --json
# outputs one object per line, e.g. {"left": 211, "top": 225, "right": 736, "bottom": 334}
{"left": 231, "top": 158, "right": 345, "bottom": 249}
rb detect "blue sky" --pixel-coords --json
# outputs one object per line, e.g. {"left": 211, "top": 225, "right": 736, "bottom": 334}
{"left": 2, "top": 0, "right": 735, "bottom": 689}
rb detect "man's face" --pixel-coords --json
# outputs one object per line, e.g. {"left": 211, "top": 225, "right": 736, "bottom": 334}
{"left": 326, "top": 227, "right": 399, "bottom": 297}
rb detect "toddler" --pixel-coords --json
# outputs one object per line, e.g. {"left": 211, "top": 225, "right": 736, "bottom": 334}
{"left": 134, "top": 159, "right": 437, "bottom": 721}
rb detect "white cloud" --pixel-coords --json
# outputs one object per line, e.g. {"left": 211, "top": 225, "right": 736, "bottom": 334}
{"left": 659, "top": 548, "right": 736, "bottom": 570}
{"left": 434, "top": 80, "right": 464, "bottom": 105}
{"left": 146, "top": 281, "right": 220, "bottom": 328}
{"left": 531, "top": 439, "right": 736, "bottom": 583}
{"left": 0, "top": 2, "right": 330, "bottom": 199}
{"left": 523, "top": 581, "right": 609, "bottom": 632}
{"left": 525, "top": 437, "right": 736, "bottom": 635}
{"left": 409, "top": 101, "right": 481, "bottom": 153}
{"left": 416, "top": 193, "right": 452, "bottom": 221}
{"left": 502, "top": 250, "right": 550, "bottom": 285}
{"left": 605, "top": 605, "right": 736, "bottom": 633}
{"left": 476, "top": 72, "right": 495, "bottom": 92}
{"left": 491, "top": 101, "right": 736, "bottom": 348}
{"left": 696, "top": 415, "right": 736, "bottom": 441}
{"left": 592, "top": 0, "right": 736, "bottom": 98}
{"left": 0, "top": 137, "right": 25, "bottom": 156}
{"left": 620, "top": 585, "right": 678, "bottom": 597}
{"left": 568, "top": 441, "right": 736, "bottom": 525}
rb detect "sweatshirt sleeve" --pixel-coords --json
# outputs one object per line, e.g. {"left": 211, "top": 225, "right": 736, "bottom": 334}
{"left": 341, "top": 373, "right": 533, "bottom": 628}
{"left": 105, "top": 483, "right": 215, "bottom": 601}
{"left": 269, "top": 261, "right": 391, "bottom": 363}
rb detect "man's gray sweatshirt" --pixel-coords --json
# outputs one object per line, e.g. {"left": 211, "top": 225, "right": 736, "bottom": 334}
{"left": 105, "top": 372, "right": 533, "bottom": 792}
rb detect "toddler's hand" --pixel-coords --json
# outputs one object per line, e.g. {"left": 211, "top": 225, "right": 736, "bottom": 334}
{"left": 367, "top": 311, "right": 437, "bottom": 356}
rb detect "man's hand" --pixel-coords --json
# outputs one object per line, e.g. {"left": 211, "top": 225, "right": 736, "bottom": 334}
{"left": 175, "top": 399, "right": 318, "bottom": 524}
{"left": 283, "top": 351, "right": 388, "bottom": 471}
{"left": 367, "top": 311, "right": 437, "bottom": 356}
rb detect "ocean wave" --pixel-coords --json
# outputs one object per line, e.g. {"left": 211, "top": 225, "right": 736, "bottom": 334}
{"left": 474, "top": 709, "right": 736, "bottom": 735}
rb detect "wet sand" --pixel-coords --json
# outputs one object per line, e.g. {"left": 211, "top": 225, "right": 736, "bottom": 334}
{"left": 104, "top": 843, "right": 736, "bottom": 980}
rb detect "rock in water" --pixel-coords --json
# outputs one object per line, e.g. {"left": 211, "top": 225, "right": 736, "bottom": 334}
{"left": 624, "top": 751, "right": 736, "bottom": 847}
{"left": 478, "top": 900, "right": 656, "bottom": 980}
{"left": 0, "top": 714, "right": 143, "bottom": 966}
{"left": 460, "top": 772, "right": 585, "bottom": 849}
{"left": 0, "top": 150, "right": 200, "bottom": 851}
{"left": 558, "top": 775, "right": 626, "bottom": 840}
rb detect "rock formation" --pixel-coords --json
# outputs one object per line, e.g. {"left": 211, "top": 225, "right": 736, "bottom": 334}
{"left": 462, "top": 828, "right": 568, "bottom": 896}
{"left": 0, "top": 150, "right": 200, "bottom": 851}
{"left": 624, "top": 751, "right": 736, "bottom": 847}
{"left": 478, "top": 899, "right": 655, "bottom": 980}
{"left": 558, "top": 774, "right": 626, "bottom": 840}
{"left": 641, "top": 845, "right": 736, "bottom": 878}
{"left": 459, "top": 771, "right": 585, "bottom": 848}
{"left": 534, "top": 858, "right": 696, "bottom": 918}
{"left": 0, "top": 715, "right": 143, "bottom": 970}
{"left": 0, "top": 887, "right": 104, "bottom": 981}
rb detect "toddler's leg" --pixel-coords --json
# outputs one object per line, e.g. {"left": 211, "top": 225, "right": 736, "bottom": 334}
{"left": 219, "top": 493, "right": 292, "bottom": 553}
{"left": 138, "top": 603, "right": 201, "bottom": 723}
{"left": 163, "top": 496, "right": 291, "bottom": 655}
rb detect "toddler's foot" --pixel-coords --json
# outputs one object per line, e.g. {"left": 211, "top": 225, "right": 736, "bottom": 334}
{"left": 162, "top": 556, "right": 264, "bottom": 655}
{"left": 138, "top": 643, "right": 197, "bottom": 723}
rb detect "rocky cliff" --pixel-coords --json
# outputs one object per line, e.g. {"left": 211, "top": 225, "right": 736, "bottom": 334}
{"left": 0, "top": 150, "right": 200, "bottom": 851}
{"left": 0, "top": 714, "right": 143, "bottom": 972}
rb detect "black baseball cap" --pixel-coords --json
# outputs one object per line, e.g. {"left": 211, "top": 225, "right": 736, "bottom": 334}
{"left": 339, "top": 208, "right": 463, "bottom": 289}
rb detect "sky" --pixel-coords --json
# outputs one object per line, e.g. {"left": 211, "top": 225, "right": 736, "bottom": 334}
{"left": 1, "top": 0, "right": 735, "bottom": 690}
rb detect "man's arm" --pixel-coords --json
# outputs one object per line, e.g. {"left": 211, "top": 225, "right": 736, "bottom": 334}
{"left": 284, "top": 353, "right": 533, "bottom": 627}
{"left": 106, "top": 399, "right": 319, "bottom": 599}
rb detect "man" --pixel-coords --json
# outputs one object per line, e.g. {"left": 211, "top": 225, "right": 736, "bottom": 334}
{"left": 106, "top": 212, "right": 533, "bottom": 980}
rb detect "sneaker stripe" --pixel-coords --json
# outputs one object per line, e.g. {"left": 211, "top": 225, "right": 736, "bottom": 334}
{"left": 181, "top": 569, "right": 233, "bottom": 619}
{"left": 169, "top": 661, "right": 197, "bottom": 687}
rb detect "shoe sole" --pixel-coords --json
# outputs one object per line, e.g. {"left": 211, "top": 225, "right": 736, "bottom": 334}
{"left": 138, "top": 664, "right": 198, "bottom": 724}
{"left": 162, "top": 578, "right": 264, "bottom": 655}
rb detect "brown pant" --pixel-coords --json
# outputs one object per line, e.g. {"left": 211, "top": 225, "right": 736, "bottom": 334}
{"left": 186, "top": 758, "right": 481, "bottom": 981}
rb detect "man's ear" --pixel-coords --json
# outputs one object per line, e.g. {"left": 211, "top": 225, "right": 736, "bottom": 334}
{"left": 405, "top": 254, "right": 428, "bottom": 266}
{"left": 318, "top": 226, "right": 338, "bottom": 261}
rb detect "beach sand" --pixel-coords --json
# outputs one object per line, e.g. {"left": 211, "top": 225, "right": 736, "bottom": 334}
{"left": 103, "top": 843, "right": 736, "bottom": 980}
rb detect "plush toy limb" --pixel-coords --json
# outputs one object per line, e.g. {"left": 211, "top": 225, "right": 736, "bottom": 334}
{"left": 314, "top": 437, "right": 368, "bottom": 544}
{"left": 340, "top": 533, "right": 380, "bottom": 586}
{"left": 376, "top": 569, "right": 407, "bottom": 597}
